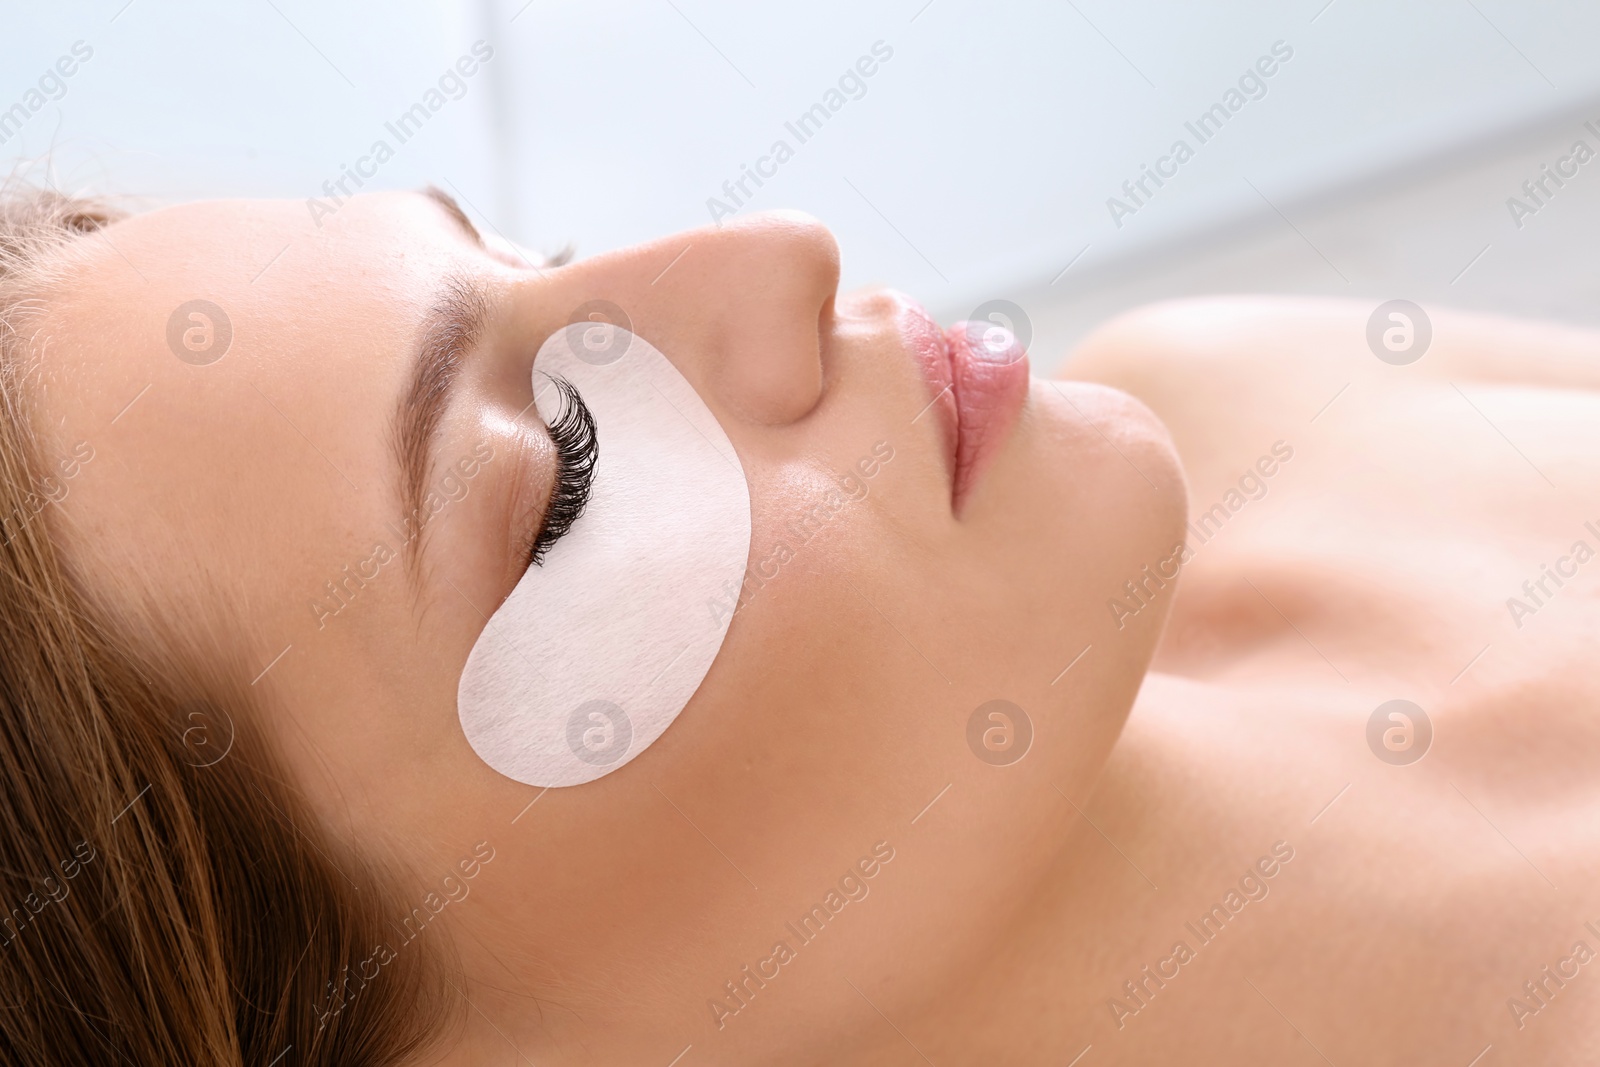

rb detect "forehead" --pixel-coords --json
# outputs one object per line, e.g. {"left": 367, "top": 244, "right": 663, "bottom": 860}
{"left": 29, "top": 192, "right": 463, "bottom": 634}
{"left": 36, "top": 191, "right": 465, "bottom": 425}
{"left": 100, "top": 191, "right": 456, "bottom": 319}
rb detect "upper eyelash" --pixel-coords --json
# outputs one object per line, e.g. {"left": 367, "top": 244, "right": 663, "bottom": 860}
{"left": 528, "top": 374, "right": 598, "bottom": 566}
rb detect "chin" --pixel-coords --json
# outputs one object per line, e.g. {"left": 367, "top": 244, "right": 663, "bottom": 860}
{"left": 968, "top": 374, "right": 1188, "bottom": 691}
{"left": 977, "top": 376, "right": 1187, "bottom": 548}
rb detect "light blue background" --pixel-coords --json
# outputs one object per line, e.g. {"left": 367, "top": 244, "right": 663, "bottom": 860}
{"left": 5, "top": 1, "right": 1598, "bottom": 364}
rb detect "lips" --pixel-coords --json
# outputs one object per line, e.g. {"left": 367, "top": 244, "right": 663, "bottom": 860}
{"left": 901, "top": 303, "right": 1030, "bottom": 513}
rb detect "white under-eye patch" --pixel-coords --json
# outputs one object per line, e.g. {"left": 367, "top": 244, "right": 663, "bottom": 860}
{"left": 456, "top": 323, "right": 751, "bottom": 787}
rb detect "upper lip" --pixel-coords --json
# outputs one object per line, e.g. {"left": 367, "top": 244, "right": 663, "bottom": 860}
{"left": 899, "top": 302, "right": 961, "bottom": 489}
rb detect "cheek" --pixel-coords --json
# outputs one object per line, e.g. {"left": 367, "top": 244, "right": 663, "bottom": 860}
{"left": 672, "top": 381, "right": 1186, "bottom": 822}
{"left": 739, "top": 465, "right": 853, "bottom": 584}
{"left": 489, "top": 387, "right": 1189, "bottom": 1020}
{"left": 648, "top": 455, "right": 939, "bottom": 813}
{"left": 627, "top": 417, "right": 1178, "bottom": 1013}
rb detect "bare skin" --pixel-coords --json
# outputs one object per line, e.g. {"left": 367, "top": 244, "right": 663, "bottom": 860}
{"left": 29, "top": 190, "right": 1598, "bottom": 1063}
{"left": 33, "top": 196, "right": 1182, "bottom": 1066}
{"left": 846, "top": 297, "right": 1600, "bottom": 1065}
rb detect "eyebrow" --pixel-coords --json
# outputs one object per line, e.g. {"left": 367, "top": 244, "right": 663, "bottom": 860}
{"left": 392, "top": 272, "right": 489, "bottom": 578}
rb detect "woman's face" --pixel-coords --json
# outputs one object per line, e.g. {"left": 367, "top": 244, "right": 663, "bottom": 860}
{"left": 40, "top": 193, "right": 1184, "bottom": 1057}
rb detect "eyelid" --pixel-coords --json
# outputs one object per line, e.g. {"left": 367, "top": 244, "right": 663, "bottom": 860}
{"left": 420, "top": 186, "right": 564, "bottom": 271}
{"left": 481, "top": 232, "right": 544, "bottom": 270}
{"left": 502, "top": 429, "right": 549, "bottom": 577}
{"left": 422, "top": 185, "right": 483, "bottom": 246}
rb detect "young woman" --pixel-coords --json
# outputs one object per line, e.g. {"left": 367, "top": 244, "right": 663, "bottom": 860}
{"left": 0, "top": 183, "right": 1594, "bottom": 1065}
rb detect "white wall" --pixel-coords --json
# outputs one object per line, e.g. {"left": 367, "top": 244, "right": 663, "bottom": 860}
{"left": 1, "top": 1, "right": 499, "bottom": 225}
{"left": 6, "top": 0, "right": 1600, "bottom": 363}
{"left": 495, "top": 1, "right": 1600, "bottom": 314}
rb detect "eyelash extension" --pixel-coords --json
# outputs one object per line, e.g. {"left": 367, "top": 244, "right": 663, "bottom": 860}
{"left": 528, "top": 374, "right": 599, "bottom": 566}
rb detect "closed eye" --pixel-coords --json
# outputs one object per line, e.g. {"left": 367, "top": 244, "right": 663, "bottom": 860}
{"left": 527, "top": 374, "right": 598, "bottom": 566}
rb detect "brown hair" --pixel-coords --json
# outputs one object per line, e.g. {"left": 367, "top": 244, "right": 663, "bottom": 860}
{"left": 0, "top": 184, "right": 453, "bottom": 1063}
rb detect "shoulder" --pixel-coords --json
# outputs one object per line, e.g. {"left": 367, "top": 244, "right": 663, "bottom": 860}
{"left": 1061, "top": 294, "right": 1600, "bottom": 399}
{"left": 1057, "top": 294, "right": 1600, "bottom": 492}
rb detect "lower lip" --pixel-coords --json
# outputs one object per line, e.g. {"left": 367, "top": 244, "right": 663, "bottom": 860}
{"left": 903, "top": 306, "right": 1030, "bottom": 513}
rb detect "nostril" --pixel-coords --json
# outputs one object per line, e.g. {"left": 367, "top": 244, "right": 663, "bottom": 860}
{"left": 839, "top": 288, "right": 900, "bottom": 321}
{"left": 711, "top": 327, "right": 826, "bottom": 427}
{"left": 638, "top": 210, "right": 836, "bottom": 427}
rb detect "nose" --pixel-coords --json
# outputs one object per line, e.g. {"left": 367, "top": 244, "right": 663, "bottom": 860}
{"left": 547, "top": 210, "right": 840, "bottom": 426}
